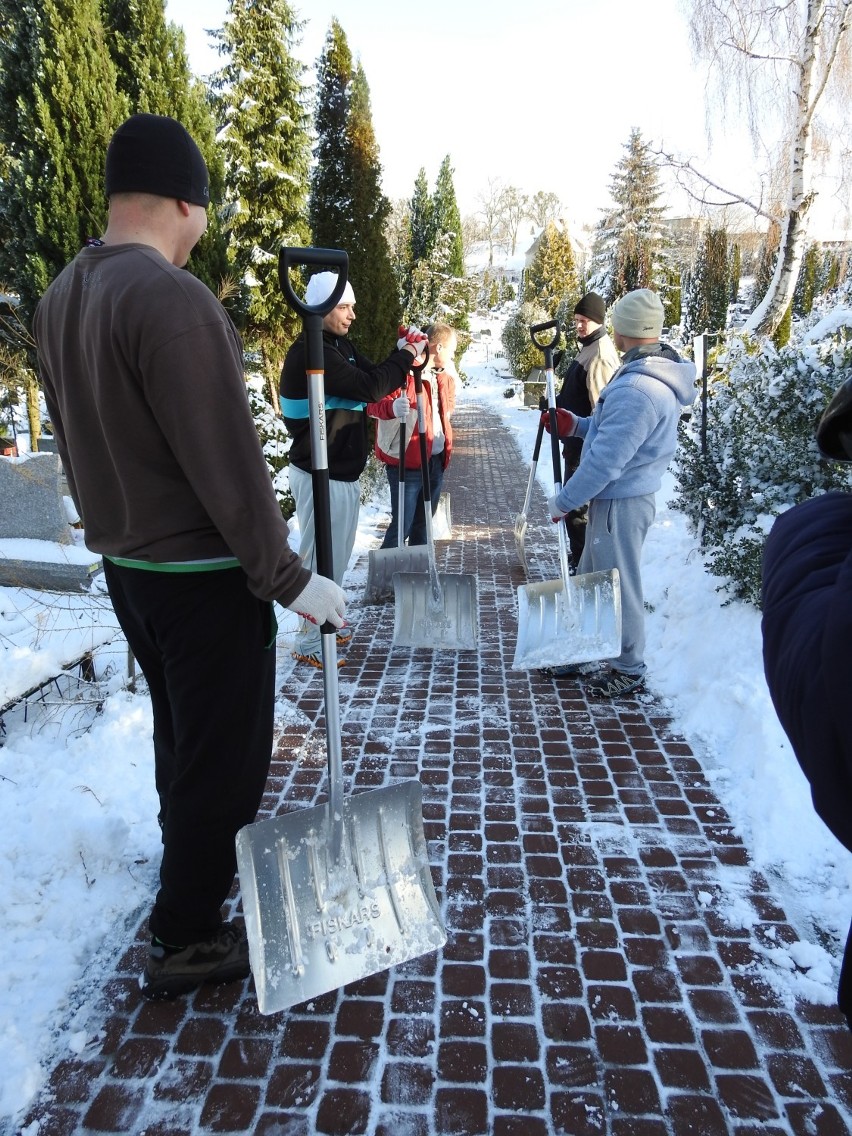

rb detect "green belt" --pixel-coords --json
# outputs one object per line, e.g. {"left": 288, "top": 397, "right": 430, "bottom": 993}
{"left": 105, "top": 555, "right": 241, "bottom": 573}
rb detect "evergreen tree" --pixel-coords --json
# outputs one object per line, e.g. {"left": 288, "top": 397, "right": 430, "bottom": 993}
{"left": 309, "top": 19, "right": 352, "bottom": 252}
{"left": 587, "top": 128, "right": 667, "bottom": 305}
{"left": 429, "top": 156, "right": 464, "bottom": 278}
{"left": 661, "top": 263, "right": 682, "bottom": 331}
{"left": 684, "top": 227, "right": 729, "bottom": 339}
{"left": 525, "top": 222, "right": 579, "bottom": 319}
{"left": 793, "top": 242, "right": 820, "bottom": 317}
{"left": 0, "top": 0, "right": 128, "bottom": 323}
{"left": 408, "top": 167, "right": 432, "bottom": 266}
{"left": 102, "top": 0, "right": 229, "bottom": 297}
{"left": 729, "top": 242, "right": 742, "bottom": 304}
{"left": 211, "top": 0, "right": 311, "bottom": 379}
{"left": 385, "top": 197, "right": 412, "bottom": 308}
{"left": 750, "top": 221, "right": 781, "bottom": 310}
{"left": 309, "top": 21, "right": 399, "bottom": 360}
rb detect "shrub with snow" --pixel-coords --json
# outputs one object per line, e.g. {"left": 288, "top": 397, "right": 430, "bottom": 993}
{"left": 672, "top": 293, "right": 852, "bottom": 606}
{"left": 246, "top": 372, "right": 294, "bottom": 520}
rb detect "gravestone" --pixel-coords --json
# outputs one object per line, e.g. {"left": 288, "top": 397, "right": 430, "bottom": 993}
{"left": 0, "top": 452, "right": 100, "bottom": 590}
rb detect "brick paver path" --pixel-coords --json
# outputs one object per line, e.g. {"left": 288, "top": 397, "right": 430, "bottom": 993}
{"left": 19, "top": 404, "right": 852, "bottom": 1136}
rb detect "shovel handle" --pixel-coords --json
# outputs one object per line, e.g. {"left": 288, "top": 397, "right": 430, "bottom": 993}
{"left": 279, "top": 247, "right": 349, "bottom": 611}
{"left": 280, "top": 246, "right": 351, "bottom": 866}
{"left": 411, "top": 353, "right": 432, "bottom": 505}
{"left": 278, "top": 246, "right": 349, "bottom": 320}
{"left": 530, "top": 319, "right": 561, "bottom": 371}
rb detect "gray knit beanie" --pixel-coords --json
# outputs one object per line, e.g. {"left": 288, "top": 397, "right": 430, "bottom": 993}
{"left": 611, "top": 289, "right": 664, "bottom": 339}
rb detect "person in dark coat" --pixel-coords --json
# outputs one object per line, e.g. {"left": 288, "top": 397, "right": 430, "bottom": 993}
{"left": 762, "top": 376, "right": 852, "bottom": 1031}
{"left": 280, "top": 272, "right": 426, "bottom": 668}
{"left": 555, "top": 291, "right": 620, "bottom": 567}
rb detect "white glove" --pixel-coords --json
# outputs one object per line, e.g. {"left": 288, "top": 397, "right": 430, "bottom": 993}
{"left": 285, "top": 573, "right": 346, "bottom": 628}
{"left": 392, "top": 394, "right": 412, "bottom": 420}
{"left": 397, "top": 325, "right": 428, "bottom": 356}
{"left": 547, "top": 494, "right": 568, "bottom": 523}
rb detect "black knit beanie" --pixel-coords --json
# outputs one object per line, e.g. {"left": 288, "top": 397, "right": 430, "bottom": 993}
{"left": 574, "top": 292, "right": 606, "bottom": 325}
{"left": 105, "top": 114, "right": 210, "bottom": 208}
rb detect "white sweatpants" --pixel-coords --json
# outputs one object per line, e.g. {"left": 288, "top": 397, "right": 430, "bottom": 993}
{"left": 288, "top": 464, "right": 360, "bottom": 655}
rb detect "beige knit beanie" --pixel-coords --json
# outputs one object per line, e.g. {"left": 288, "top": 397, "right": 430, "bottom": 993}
{"left": 611, "top": 289, "right": 664, "bottom": 338}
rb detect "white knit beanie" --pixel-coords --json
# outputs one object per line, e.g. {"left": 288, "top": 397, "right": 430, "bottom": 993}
{"left": 611, "top": 288, "right": 664, "bottom": 339}
{"left": 305, "top": 271, "right": 356, "bottom": 307}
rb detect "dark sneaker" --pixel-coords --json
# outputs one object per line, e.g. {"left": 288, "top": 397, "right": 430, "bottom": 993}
{"left": 585, "top": 668, "right": 645, "bottom": 699}
{"left": 140, "top": 921, "right": 250, "bottom": 1000}
{"left": 292, "top": 650, "right": 345, "bottom": 670}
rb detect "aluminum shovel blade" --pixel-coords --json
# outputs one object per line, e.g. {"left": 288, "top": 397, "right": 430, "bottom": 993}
{"left": 512, "top": 569, "right": 622, "bottom": 670}
{"left": 363, "top": 545, "right": 430, "bottom": 605}
{"left": 432, "top": 494, "right": 452, "bottom": 541}
{"left": 236, "top": 779, "right": 446, "bottom": 1015}
{"left": 392, "top": 570, "right": 479, "bottom": 651}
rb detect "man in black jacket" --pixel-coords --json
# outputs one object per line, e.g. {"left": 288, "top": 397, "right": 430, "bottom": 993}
{"left": 280, "top": 272, "right": 426, "bottom": 667}
{"left": 555, "top": 291, "right": 620, "bottom": 567}
{"left": 762, "top": 377, "right": 852, "bottom": 1032}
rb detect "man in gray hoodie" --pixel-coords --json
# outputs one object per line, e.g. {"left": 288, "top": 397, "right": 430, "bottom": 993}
{"left": 546, "top": 288, "right": 695, "bottom": 698}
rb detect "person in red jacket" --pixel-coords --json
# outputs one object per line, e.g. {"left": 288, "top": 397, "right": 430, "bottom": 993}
{"left": 368, "top": 322, "right": 458, "bottom": 546}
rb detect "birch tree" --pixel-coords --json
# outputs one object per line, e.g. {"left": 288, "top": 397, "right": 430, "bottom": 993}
{"left": 685, "top": 0, "right": 852, "bottom": 338}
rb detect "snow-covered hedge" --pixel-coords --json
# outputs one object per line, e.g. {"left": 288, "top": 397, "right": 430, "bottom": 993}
{"left": 247, "top": 373, "right": 294, "bottom": 520}
{"left": 672, "top": 296, "right": 852, "bottom": 607}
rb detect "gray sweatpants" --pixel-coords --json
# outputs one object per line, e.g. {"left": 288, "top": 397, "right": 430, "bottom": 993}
{"left": 288, "top": 464, "right": 360, "bottom": 655}
{"left": 579, "top": 493, "right": 656, "bottom": 674}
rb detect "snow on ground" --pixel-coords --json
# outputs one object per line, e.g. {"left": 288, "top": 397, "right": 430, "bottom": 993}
{"left": 1, "top": 315, "right": 851, "bottom": 1126}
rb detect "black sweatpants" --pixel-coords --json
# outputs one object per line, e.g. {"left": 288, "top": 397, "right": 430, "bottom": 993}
{"left": 103, "top": 560, "right": 275, "bottom": 945}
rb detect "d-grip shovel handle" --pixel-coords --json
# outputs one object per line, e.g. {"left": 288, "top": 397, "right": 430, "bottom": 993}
{"left": 279, "top": 247, "right": 348, "bottom": 633}
{"left": 529, "top": 320, "right": 563, "bottom": 486}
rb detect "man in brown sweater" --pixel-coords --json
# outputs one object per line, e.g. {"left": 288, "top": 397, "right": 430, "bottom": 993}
{"left": 33, "top": 114, "right": 345, "bottom": 999}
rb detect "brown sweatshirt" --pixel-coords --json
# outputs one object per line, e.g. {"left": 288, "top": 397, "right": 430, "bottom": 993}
{"left": 33, "top": 242, "right": 310, "bottom": 606}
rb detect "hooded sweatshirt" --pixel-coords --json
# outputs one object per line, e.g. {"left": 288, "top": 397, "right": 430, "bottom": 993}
{"left": 553, "top": 343, "right": 696, "bottom": 515}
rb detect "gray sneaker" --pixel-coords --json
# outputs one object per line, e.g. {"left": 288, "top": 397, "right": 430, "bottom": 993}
{"left": 585, "top": 668, "right": 645, "bottom": 698}
{"left": 542, "top": 660, "right": 602, "bottom": 678}
{"left": 140, "top": 921, "right": 250, "bottom": 1000}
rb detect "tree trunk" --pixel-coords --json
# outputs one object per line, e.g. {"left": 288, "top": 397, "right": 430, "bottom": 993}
{"left": 26, "top": 374, "right": 40, "bottom": 451}
{"left": 746, "top": 0, "right": 851, "bottom": 337}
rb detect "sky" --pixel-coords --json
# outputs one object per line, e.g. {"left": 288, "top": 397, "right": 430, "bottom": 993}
{"left": 3, "top": 318, "right": 852, "bottom": 1127}
{"left": 160, "top": 0, "right": 849, "bottom": 241}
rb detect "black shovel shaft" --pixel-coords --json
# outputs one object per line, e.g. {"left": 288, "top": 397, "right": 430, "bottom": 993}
{"left": 532, "top": 412, "right": 545, "bottom": 461}
{"left": 279, "top": 246, "right": 349, "bottom": 632}
{"left": 396, "top": 419, "right": 406, "bottom": 549}
{"left": 412, "top": 357, "right": 432, "bottom": 504}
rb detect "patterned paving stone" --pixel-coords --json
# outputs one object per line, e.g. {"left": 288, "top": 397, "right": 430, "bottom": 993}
{"left": 14, "top": 404, "right": 852, "bottom": 1135}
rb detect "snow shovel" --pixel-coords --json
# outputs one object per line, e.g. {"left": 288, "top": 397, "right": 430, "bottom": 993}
{"left": 362, "top": 374, "right": 429, "bottom": 604}
{"left": 235, "top": 247, "right": 446, "bottom": 1015}
{"left": 392, "top": 367, "right": 478, "bottom": 651}
{"left": 512, "top": 320, "right": 622, "bottom": 671}
{"left": 432, "top": 494, "right": 452, "bottom": 540}
{"left": 514, "top": 413, "right": 546, "bottom": 577}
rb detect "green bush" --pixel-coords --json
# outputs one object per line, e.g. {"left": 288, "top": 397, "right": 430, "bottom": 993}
{"left": 672, "top": 299, "right": 852, "bottom": 606}
{"left": 501, "top": 301, "right": 550, "bottom": 380}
